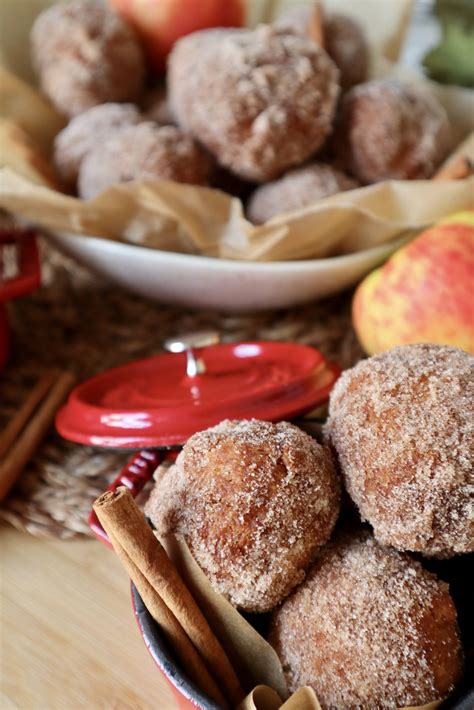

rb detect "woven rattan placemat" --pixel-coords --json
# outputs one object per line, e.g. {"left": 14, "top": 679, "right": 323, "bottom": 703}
{"left": 0, "top": 236, "right": 364, "bottom": 538}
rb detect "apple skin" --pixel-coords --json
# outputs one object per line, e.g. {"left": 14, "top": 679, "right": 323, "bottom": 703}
{"left": 108, "top": 0, "right": 244, "bottom": 72}
{"left": 353, "top": 211, "right": 474, "bottom": 355}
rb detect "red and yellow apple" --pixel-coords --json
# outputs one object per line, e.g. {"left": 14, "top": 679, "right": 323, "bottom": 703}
{"left": 353, "top": 211, "right": 474, "bottom": 355}
{"left": 108, "top": 0, "right": 244, "bottom": 72}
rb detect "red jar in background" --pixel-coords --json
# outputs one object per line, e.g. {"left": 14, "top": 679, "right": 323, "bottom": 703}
{"left": 0, "top": 227, "right": 41, "bottom": 370}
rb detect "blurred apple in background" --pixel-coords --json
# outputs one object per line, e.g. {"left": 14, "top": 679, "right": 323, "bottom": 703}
{"left": 108, "top": 0, "right": 245, "bottom": 72}
{"left": 353, "top": 211, "right": 474, "bottom": 355}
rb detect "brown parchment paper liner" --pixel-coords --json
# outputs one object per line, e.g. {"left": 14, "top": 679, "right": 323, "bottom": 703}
{"left": 1, "top": 167, "right": 473, "bottom": 262}
{"left": 238, "top": 686, "right": 441, "bottom": 710}
{"left": 0, "top": 119, "right": 63, "bottom": 190}
{"left": 238, "top": 686, "right": 322, "bottom": 710}
{"left": 159, "top": 533, "right": 289, "bottom": 699}
{"left": 159, "top": 532, "right": 443, "bottom": 710}
{"left": 0, "top": 66, "right": 65, "bottom": 153}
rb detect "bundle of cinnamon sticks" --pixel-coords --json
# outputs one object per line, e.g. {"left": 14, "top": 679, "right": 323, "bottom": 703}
{"left": 93, "top": 487, "right": 245, "bottom": 709}
{"left": 0, "top": 369, "right": 75, "bottom": 501}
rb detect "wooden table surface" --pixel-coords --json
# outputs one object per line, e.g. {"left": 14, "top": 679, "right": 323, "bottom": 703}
{"left": 0, "top": 523, "right": 178, "bottom": 709}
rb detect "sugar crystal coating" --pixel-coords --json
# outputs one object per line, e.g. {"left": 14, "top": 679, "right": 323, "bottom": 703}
{"left": 78, "top": 122, "right": 212, "bottom": 199}
{"left": 247, "top": 162, "right": 358, "bottom": 223}
{"left": 31, "top": 0, "right": 146, "bottom": 118}
{"left": 333, "top": 79, "right": 451, "bottom": 183}
{"left": 325, "top": 344, "right": 474, "bottom": 557}
{"left": 269, "top": 532, "right": 463, "bottom": 708}
{"left": 324, "top": 14, "right": 370, "bottom": 90}
{"left": 145, "top": 419, "right": 341, "bottom": 612}
{"left": 168, "top": 26, "right": 340, "bottom": 182}
{"left": 276, "top": 10, "right": 369, "bottom": 90}
{"left": 53, "top": 103, "right": 141, "bottom": 189}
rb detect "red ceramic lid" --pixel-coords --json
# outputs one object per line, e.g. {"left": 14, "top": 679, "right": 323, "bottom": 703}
{"left": 56, "top": 342, "right": 340, "bottom": 448}
{"left": 0, "top": 228, "right": 41, "bottom": 302}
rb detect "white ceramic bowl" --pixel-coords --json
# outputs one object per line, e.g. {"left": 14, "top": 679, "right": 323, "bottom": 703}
{"left": 48, "top": 231, "right": 405, "bottom": 313}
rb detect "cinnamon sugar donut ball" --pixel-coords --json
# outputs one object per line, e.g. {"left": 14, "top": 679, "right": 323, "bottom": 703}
{"left": 78, "top": 122, "right": 212, "bottom": 199}
{"left": 247, "top": 163, "right": 358, "bottom": 224}
{"left": 145, "top": 419, "right": 341, "bottom": 612}
{"left": 31, "top": 0, "right": 146, "bottom": 118}
{"left": 325, "top": 344, "right": 474, "bottom": 558}
{"left": 324, "top": 14, "right": 370, "bottom": 91}
{"left": 270, "top": 533, "right": 463, "bottom": 708}
{"left": 53, "top": 103, "right": 141, "bottom": 190}
{"left": 276, "top": 10, "right": 369, "bottom": 90}
{"left": 333, "top": 80, "right": 451, "bottom": 183}
{"left": 168, "top": 26, "right": 340, "bottom": 182}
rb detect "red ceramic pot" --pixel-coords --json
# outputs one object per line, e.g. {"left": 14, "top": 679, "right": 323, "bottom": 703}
{"left": 0, "top": 305, "right": 10, "bottom": 371}
{"left": 0, "top": 227, "right": 41, "bottom": 370}
{"left": 62, "top": 342, "right": 471, "bottom": 710}
{"left": 94, "top": 432, "right": 474, "bottom": 710}
{"left": 132, "top": 584, "right": 222, "bottom": 710}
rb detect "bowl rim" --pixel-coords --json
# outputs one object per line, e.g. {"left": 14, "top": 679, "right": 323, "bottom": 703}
{"left": 52, "top": 230, "right": 406, "bottom": 273}
{"left": 131, "top": 583, "right": 222, "bottom": 710}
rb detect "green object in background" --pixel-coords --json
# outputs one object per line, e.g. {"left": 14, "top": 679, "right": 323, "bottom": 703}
{"left": 432, "top": 0, "right": 474, "bottom": 25}
{"left": 423, "top": 0, "right": 474, "bottom": 87}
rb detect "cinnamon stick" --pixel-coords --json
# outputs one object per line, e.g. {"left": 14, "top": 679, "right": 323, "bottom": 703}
{"left": 433, "top": 155, "right": 472, "bottom": 181}
{"left": 93, "top": 488, "right": 244, "bottom": 707}
{"left": 306, "top": 1, "right": 325, "bottom": 48}
{"left": 106, "top": 525, "right": 228, "bottom": 709}
{"left": 0, "top": 370, "right": 75, "bottom": 501}
{"left": 0, "top": 369, "right": 57, "bottom": 460}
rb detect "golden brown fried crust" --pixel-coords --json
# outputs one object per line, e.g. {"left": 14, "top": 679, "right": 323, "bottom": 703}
{"left": 145, "top": 419, "right": 341, "bottom": 612}
{"left": 269, "top": 533, "right": 463, "bottom": 709}
{"left": 325, "top": 344, "right": 474, "bottom": 558}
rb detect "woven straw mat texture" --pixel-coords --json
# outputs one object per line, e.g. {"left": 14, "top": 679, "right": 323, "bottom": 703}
{"left": 0, "top": 236, "right": 363, "bottom": 538}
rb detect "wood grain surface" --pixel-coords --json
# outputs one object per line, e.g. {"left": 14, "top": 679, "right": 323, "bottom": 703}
{"left": 0, "top": 524, "right": 178, "bottom": 709}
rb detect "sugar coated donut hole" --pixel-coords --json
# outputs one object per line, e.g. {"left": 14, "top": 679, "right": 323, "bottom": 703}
{"left": 332, "top": 79, "right": 451, "bottom": 183}
{"left": 78, "top": 122, "right": 212, "bottom": 199}
{"left": 145, "top": 419, "right": 341, "bottom": 613}
{"left": 324, "top": 13, "right": 370, "bottom": 91}
{"left": 247, "top": 162, "right": 358, "bottom": 224}
{"left": 53, "top": 103, "right": 142, "bottom": 190}
{"left": 269, "top": 532, "right": 463, "bottom": 708}
{"left": 168, "top": 26, "right": 340, "bottom": 182}
{"left": 31, "top": 0, "right": 146, "bottom": 118}
{"left": 276, "top": 10, "right": 369, "bottom": 90}
{"left": 325, "top": 344, "right": 474, "bottom": 558}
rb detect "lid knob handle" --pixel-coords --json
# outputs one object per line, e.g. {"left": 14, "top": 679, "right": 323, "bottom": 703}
{"left": 163, "top": 330, "right": 220, "bottom": 378}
